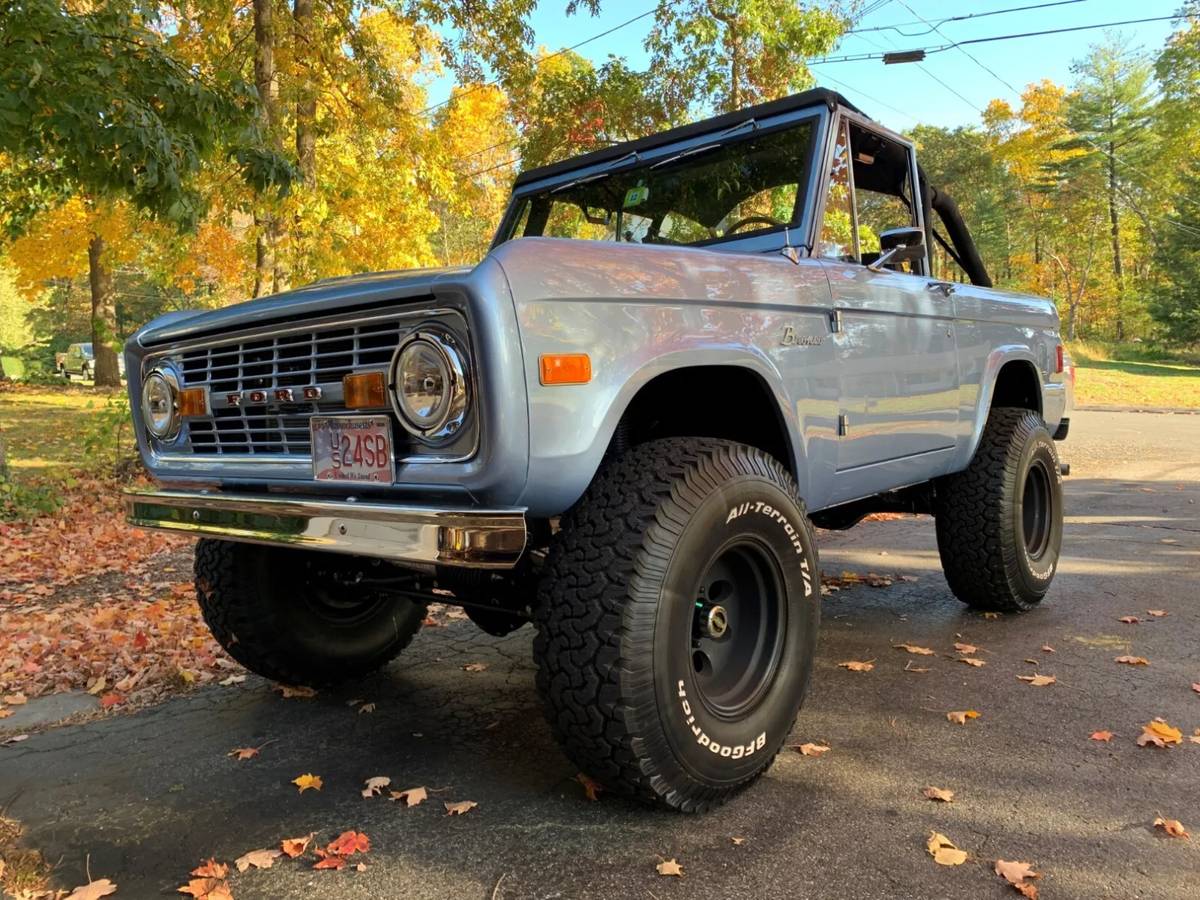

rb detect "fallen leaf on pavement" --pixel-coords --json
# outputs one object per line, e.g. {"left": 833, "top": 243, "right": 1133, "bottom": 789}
{"left": 2, "top": 734, "right": 28, "bottom": 744}
{"left": 983, "top": 612, "right": 1000, "bottom": 620}
{"left": 958, "top": 657, "right": 986, "bottom": 668}
{"left": 1192, "top": 683, "right": 1200, "bottom": 694}
{"left": 838, "top": 659, "right": 874, "bottom": 672}
{"left": 64, "top": 880, "right": 118, "bottom": 900}
{"left": 177, "top": 877, "right": 233, "bottom": 900}
{"left": 99, "top": 692, "right": 123, "bottom": 709}
{"left": 1090, "top": 730, "right": 1114, "bottom": 742}
{"left": 326, "top": 831, "right": 370, "bottom": 856}
{"left": 3, "top": 692, "right": 27, "bottom": 705}
{"left": 1153, "top": 816, "right": 1190, "bottom": 839}
{"left": 904, "top": 661, "right": 930, "bottom": 673}
{"left": 358, "top": 702, "right": 376, "bottom": 714}
{"left": 235, "top": 848, "right": 282, "bottom": 872}
{"left": 656, "top": 858, "right": 684, "bottom": 877}
{"left": 445, "top": 800, "right": 478, "bottom": 815}
{"left": 292, "top": 773, "right": 323, "bottom": 792}
{"left": 1017, "top": 674, "right": 1056, "bottom": 687}
{"left": 894, "top": 643, "right": 935, "bottom": 655}
{"left": 362, "top": 776, "right": 391, "bottom": 798}
{"left": 389, "top": 786, "right": 428, "bottom": 807}
{"left": 1118, "top": 616, "right": 1140, "bottom": 624}
{"left": 1137, "top": 720, "right": 1182, "bottom": 747}
{"left": 731, "top": 837, "right": 746, "bottom": 846}
{"left": 274, "top": 684, "right": 316, "bottom": 699}
{"left": 281, "top": 833, "right": 315, "bottom": 858}
{"left": 1115, "top": 655, "right": 1149, "bottom": 666}
{"left": 462, "top": 662, "right": 488, "bottom": 672}
{"left": 228, "top": 747, "right": 259, "bottom": 760}
{"left": 313, "top": 855, "right": 346, "bottom": 870}
{"left": 219, "top": 675, "right": 246, "bottom": 686}
{"left": 1190, "top": 729, "right": 1200, "bottom": 745}
{"left": 926, "top": 832, "right": 967, "bottom": 866}
{"left": 947, "top": 710, "right": 980, "bottom": 725}
{"left": 577, "top": 772, "right": 603, "bottom": 801}
{"left": 1147, "top": 609, "right": 1168, "bottom": 617}
{"left": 923, "top": 786, "right": 954, "bottom": 802}
{"left": 954, "top": 642, "right": 979, "bottom": 655}
{"left": 191, "top": 859, "right": 228, "bottom": 878}
{"left": 793, "top": 742, "right": 831, "bottom": 757}
{"left": 1041, "top": 645, "right": 1055, "bottom": 653}
{"left": 994, "top": 859, "right": 1040, "bottom": 898}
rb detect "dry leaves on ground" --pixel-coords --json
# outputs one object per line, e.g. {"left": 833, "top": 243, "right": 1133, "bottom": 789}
{"left": 313, "top": 831, "right": 371, "bottom": 871}
{"left": 1147, "top": 609, "right": 1168, "bottom": 617}
{"left": 954, "top": 642, "right": 979, "bottom": 655}
{"left": 235, "top": 848, "right": 282, "bottom": 872}
{"left": 576, "top": 773, "right": 603, "bottom": 801}
{"left": 926, "top": 832, "right": 967, "bottom": 866}
{"left": 793, "top": 742, "right": 831, "bottom": 757}
{"left": 1118, "top": 616, "right": 1140, "bottom": 624}
{"left": 361, "top": 776, "right": 390, "bottom": 798}
{"left": 389, "top": 787, "right": 428, "bottom": 807}
{"left": 228, "top": 746, "right": 260, "bottom": 761}
{"left": 292, "top": 773, "right": 323, "bottom": 792}
{"left": 281, "top": 834, "right": 315, "bottom": 858}
{"left": 922, "top": 787, "right": 954, "bottom": 803}
{"left": 1137, "top": 720, "right": 1183, "bottom": 748}
{"left": 1041, "top": 645, "right": 1055, "bottom": 653}
{"left": 994, "top": 860, "right": 1040, "bottom": 898}
{"left": 462, "top": 662, "right": 488, "bottom": 673}
{"left": 838, "top": 660, "right": 874, "bottom": 673}
{"left": 958, "top": 658, "right": 986, "bottom": 668}
{"left": 274, "top": 684, "right": 316, "bottom": 699}
{"left": 1153, "top": 816, "right": 1190, "bottom": 839}
{"left": 190, "top": 859, "right": 228, "bottom": 879}
{"left": 1090, "top": 730, "right": 1114, "bottom": 742}
{"left": 64, "top": 879, "right": 118, "bottom": 900}
{"left": 1191, "top": 683, "right": 1200, "bottom": 694}
{"left": 177, "top": 876, "right": 233, "bottom": 899}
{"left": 894, "top": 643, "right": 935, "bottom": 655}
{"left": 947, "top": 710, "right": 981, "bottom": 725}
{"left": 656, "top": 858, "right": 684, "bottom": 877}
{"left": 445, "top": 800, "right": 477, "bottom": 816}
{"left": 1017, "top": 674, "right": 1056, "bottom": 687}
{"left": 1115, "top": 655, "right": 1150, "bottom": 666}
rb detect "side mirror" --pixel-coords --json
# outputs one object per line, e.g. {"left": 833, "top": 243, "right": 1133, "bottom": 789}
{"left": 868, "top": 226, "right": 925, "bottom": 271}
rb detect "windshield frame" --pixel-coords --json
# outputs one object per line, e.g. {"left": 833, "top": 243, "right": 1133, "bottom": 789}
{"left": 492, "top": 103, "right": 831, "bottom": 256}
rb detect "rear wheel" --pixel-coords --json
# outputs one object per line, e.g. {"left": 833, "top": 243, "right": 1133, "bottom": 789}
{"left": 534, "top": 438, "right": 820, "bottom": 812}
{"left": 934, "top": 407, "right": 1063, "bottom": 612}
{"left": 194, "top": 539, "right": 426, "bottom": 686}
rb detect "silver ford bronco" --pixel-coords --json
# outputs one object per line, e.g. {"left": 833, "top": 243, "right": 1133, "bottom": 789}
{"left": 124, "top": 89, "right": 1072, "bottom": 812}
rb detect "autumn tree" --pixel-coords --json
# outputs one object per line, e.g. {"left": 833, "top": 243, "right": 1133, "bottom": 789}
{"left": 0, "top": 0, "right": 283, "bottom": 386}
{"left": 645, "top": 0, "right": 847, "bottom": 114}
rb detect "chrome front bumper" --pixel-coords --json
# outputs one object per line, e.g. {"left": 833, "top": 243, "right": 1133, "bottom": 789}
{"left": 123, "top": 489, "right": 527, "bottom": 569}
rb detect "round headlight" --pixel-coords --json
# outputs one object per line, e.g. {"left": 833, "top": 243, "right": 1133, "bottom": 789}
{"left": 141, "top": 369, "right": 180, "bottom": 440}
{"left": 389, "top": 331, "right": 468, "bottom": 442}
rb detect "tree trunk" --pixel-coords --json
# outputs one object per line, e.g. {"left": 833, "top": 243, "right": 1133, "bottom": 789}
{"left": 253, "top": 0, "right": 285, "bottom": 297}
{"left": 87, "top": 235, "right": 122, "bottom": 387}
{"left": 294, "top": 0, "right": 316, "bottom": 187}
{"left": 1107, "top": 141, "right": 1125, "bottom": 341}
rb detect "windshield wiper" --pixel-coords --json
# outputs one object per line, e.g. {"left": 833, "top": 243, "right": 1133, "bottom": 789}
{"left": 550, "top": 171, "right": 612, "bottom": 194}
{"left": 648, "top": 142, "right": 721, "bottom": 170}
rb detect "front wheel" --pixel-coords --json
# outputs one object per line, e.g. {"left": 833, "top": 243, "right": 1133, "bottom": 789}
{"left": 934, "top": 407, "right": 1064, "bottom": 612}
{"left": 534, "top": 438, "right": 820, "bottom": 812}
{"left": 194, "top": 540, "right": 426, "bottom": 686}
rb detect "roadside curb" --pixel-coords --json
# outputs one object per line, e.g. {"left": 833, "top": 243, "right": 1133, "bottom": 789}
{"left": 1075, "top": 405, "right": 1199, "bottom": 415}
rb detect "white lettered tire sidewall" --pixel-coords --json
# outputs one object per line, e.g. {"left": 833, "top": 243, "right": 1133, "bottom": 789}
{"left": 647, "top": 477, "right": 820, "bottom": 785}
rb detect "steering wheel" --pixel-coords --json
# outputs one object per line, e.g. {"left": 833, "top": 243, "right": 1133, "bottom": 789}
{"left": 723, "top": 214, "right": 786, "bottom": 235}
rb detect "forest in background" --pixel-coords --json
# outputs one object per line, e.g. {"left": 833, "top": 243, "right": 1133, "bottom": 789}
{"left": 1, "top": 0, "right": 1199, "bottom": 389}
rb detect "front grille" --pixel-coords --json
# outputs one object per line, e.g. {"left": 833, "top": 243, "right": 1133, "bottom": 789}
{"left": 173, "top": 314, "right": 412, "bottom": 457}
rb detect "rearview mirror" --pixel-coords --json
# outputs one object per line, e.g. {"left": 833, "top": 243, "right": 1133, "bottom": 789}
{"left": 869, "top": 226, "right": 925, "bottom": 271}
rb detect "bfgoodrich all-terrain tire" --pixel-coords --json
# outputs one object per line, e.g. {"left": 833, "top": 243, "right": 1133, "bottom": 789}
{"left": 934, "top": 407, "right": 1064, "bottom": 612}
{"left": 194, "top": 539, "right": 426, "bottom": 686}
{"left": 534, "top": 438, "right": 820, "bottom": 813}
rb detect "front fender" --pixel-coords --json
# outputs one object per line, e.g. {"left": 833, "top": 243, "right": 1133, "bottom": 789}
{"left": 957, "top": 345, "right": 1040, "bottom": 468}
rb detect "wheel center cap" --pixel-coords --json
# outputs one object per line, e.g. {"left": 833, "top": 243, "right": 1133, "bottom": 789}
{"left": 701, "top": 604, "right": 729, "bottom": 639}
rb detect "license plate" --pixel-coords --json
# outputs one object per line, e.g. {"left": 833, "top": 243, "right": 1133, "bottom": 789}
{"left": 310, "top": 416, "right": 395, "bottom": 483}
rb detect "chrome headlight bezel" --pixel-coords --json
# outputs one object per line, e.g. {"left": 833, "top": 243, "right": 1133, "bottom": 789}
{"left": 388, "top": 329, "right": 469, "bottom": 444}
{"left": 141, "top": 364, "right": 182, "bottom": 441}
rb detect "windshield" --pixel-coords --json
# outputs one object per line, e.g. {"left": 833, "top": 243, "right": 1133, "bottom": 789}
{"left": 500, "top": 118, "right": 816, "bottom": 248}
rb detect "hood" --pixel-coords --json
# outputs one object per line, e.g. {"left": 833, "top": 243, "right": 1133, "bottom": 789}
{"left": 136, "top": 264, "right": 474, "bottom": 347}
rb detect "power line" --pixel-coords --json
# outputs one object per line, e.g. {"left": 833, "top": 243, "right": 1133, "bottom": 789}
{"left": 849, "top": 0, "right": 1092, "bottom": 37}
{"left": 808, "top": 15, "right": 1183, "bottom": 65}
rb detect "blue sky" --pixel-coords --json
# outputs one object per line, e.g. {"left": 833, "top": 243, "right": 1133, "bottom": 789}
{"left": 425, "top": 0, "right": 1183, "bottom": 132}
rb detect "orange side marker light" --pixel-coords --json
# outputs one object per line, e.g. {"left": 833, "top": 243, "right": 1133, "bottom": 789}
{"left": 343, "top": 371, "right": 388, "bottom": 408}
{"left": 178, "top": 387, "right": 208, "bottom": 417}
{"left": 539, "top": 353, "right": 592, "bottom": 385}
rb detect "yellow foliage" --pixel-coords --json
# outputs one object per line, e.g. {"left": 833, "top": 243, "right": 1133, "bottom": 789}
{"left": 5, "top": 200, "right": 136, "bottom": 297}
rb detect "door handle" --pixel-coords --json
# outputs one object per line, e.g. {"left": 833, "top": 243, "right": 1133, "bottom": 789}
{"left": 927, "top": 281, "right": 956, "bottom": 297}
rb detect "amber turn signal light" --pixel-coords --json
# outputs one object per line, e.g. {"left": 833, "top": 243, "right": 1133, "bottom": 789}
{"left": 177, "top": 387, "right": 208, "bottom": 417}
{"left": 343, "top": 371, "right": 388, "bottom": 409}
{"left": 539, "top": 353, "right": 591, "bottom": 385}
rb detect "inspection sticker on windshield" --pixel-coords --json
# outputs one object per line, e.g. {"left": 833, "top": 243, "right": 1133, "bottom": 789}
{"left": 623, "top": 184, "right": 649, "bottom": 208}
{"left": 311, "top": 415, "right": 395, "bottom": 483}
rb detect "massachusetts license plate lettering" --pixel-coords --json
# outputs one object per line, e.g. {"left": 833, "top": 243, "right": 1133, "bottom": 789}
{"left": 311, "top": 416, "right": 394, "bottom": 483}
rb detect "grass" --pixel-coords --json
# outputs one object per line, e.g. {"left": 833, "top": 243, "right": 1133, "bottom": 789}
{"left": 1068, "top": 342, "right": 1200, "bottom": 409}
{"left": 0, "top": 385, "right": 123, "bottom": 477}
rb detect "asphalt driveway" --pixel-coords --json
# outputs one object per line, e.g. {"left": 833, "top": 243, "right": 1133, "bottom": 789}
{"left": 2, "top": 409, "right": 1198, "bottom": 899}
